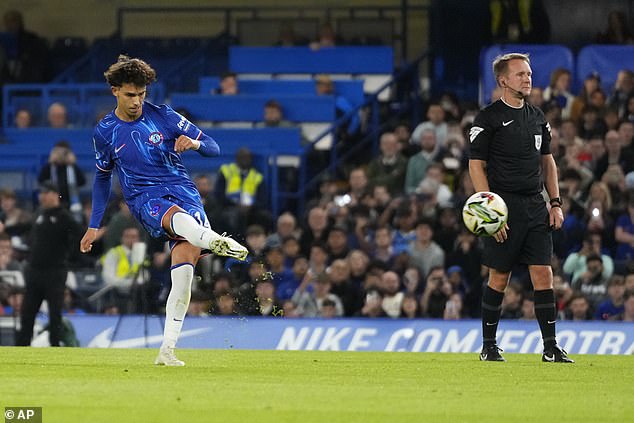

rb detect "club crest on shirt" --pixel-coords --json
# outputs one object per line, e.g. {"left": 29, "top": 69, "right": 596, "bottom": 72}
{"left": 534, "top": 134, "right": 542, "bottom": 150}
{"left": 150, "top": 204, "right": 161, "bottom": 216}
{"left": 148, "top": 132, "right": 164, "bottom": 145}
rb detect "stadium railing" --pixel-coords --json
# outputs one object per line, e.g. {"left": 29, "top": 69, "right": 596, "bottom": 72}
{"left": 479, "top": 44, "right": 574, "bottom": 105}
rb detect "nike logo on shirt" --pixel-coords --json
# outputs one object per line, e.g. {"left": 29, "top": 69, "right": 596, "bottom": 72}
{"left": 547, "top": 320, "right": 556, "bottom": 324}
{"left": 485, "top": 322, "right": 497, "bottom": 326}
{"left": 502, "top": 120, "right": 514, "bottom": 126}
{"left": 114, "top": 143, "right": 126, "bottom": 153}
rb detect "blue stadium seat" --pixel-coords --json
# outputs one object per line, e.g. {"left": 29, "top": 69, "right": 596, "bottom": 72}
{"left": 169, "top": 94, "right": 336, "bottom": 122}
{"left": 576, "top": 45, "right": 634, "bottom": 95}
{"left": 229, "top": 46, "right": 393, "bottom": 75}
{"left": 198, "top": 77, "right": 366, "bottom": 107}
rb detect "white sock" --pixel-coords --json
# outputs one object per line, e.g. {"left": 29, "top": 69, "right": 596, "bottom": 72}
{"left": 170, "top": 211, "right": 221, "bottom": 249}
{"left": 161, "top": 263, "right": 194, "bottom": 349}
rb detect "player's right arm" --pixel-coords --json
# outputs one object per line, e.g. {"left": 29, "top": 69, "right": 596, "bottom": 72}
{"left": 81, "top": 133, "right": 114, "bottom": 253}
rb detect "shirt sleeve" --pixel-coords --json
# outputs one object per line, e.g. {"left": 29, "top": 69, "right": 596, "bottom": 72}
{"left": 89, "top": 131, "right": 113, "bottom": 229}
{"left": 162, "top": 105, "right": 220, "bottom": 157}
{"left": 468, "top": 110, "right": 493, "bottom": 161}
{"left": 540, "top": 113, "right": 552, "bottom": 155}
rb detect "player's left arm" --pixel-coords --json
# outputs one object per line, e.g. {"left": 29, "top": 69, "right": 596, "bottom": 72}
{"left": 166, "top": 105, "right": 220, "bottom": 156}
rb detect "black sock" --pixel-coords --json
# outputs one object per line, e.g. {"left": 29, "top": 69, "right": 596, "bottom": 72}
{"left": 482, "top": 285, "right": 504, "bottom": 347}
{"left": 534, "top": 289, "right": 557, "bottom": 349}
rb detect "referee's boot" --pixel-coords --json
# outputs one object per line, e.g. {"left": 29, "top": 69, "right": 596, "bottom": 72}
{"left": 542, "top": 345, "right": 574, "bottom": 363}
{"left": 209, "top": 233, "right": 248, "bottom": 261}
{"left": 479, "top": 344, "right": 506, "bottom": 362}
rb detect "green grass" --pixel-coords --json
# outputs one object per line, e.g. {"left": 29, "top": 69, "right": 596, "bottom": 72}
{"left": 0, "top": 348, "right": 632, "bottom": 423}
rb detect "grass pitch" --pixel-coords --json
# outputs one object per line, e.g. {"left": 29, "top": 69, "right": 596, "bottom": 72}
{"left": 0, "top": 348, "right": 632, "bottom": 423}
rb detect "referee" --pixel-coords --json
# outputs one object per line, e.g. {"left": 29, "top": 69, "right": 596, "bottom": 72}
{"left": 16, "top": 182, "right": 82, "bottom": 347}
{"left": 469, "top": 53, "right": 573, "bottom": 363}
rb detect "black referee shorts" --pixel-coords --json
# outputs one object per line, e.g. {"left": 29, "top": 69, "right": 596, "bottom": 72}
{"left": 482, "top": 192, "right": 552, "bottom": 273}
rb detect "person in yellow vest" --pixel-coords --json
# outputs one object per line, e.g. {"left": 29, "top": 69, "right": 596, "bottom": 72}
{"left": 214, "top": 147, "right": 272, "bottom": 235}
{"left": 101, "top": 226, "right": 147, "bottom": 313}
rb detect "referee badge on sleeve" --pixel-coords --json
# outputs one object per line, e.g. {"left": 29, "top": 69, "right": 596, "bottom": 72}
{"left": 534, "top": 135, "right": 542, "bottom": 150}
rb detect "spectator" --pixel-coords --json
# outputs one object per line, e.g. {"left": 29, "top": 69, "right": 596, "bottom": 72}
{"left": 443, "top": 293, "right": 463, "bottom": 320}
{"left": 365, "top": 132, "right": 408, "bottom": 196}
{"left": 359, "top": 288, "right": 387, "bottom": 318}
{"left": 14, "top": 108, "right": 32, "bottom": 128}
{"left": 543, "top": 68, "right": 575, "bottom": 120}
{"left": 314, "top": 74, "right": 359, "bottom": 135}
{"left": 326, "top": 225, "right": 350, "bottom": 262}
{"left": 420, "top": 266, "right": 451, "bottom": 318}
{"left": 276, "top": 255, "right": 307, "bottom": 302}
{"left": 596, "top": 10, "right": 634, "bottom": 44}
{"left": 404, "top": 128, "right": 440, "bottom": 194}
{"left": 0, "top": 232, "right": 22, "bottom": 271}
{"left": 571, "top": 253, "right": 609, "bottom": 306}
{"left": 214, "top": 147, "right": 271, "bottom": 235}
{"left": 255, "top": 278, "right": 282, "bottom": 317}
{"left": 379, "top": 270, "right": 404, "bottom": 318}
{"left": 433, "top": 206, "right": 461, "bottom": 254}
{"left": 615, "top": 289, "right": 634, "bottom": 321}
{"left": 37, "top": 141, "right": 86, "bottom": 219}
{"left": 595, "top": 275, "right": 626, "bottom": 320}
{"left": 209, "top": 290, "right": 234, "bottom": 316}
{"left": 1, "top": 10, "right": 50, "bottom": 83}
{"left": 563, "top": 233, "right": 614, "bottom": 286}
{"left": 570, "top": 73, "right": 602, "bottom": 124}
{"left": 400, "top": 293, "right": 421, "bottom": 318}
{"left": 101, "top": 227, "right": 147, "bottom": 313}
{"left": 244, "top": 224, "right": 267, "bottom": 259}
{"left": 0, "top": 188, "right": 31, "bottom": 239}
{"left": 370, "top": 225, "right": 396, "bottom": 268}
{"left": 411, "top": 103, "right": 448, "bottom": 148}
{"left": 47, "top": 102, "right": 69, "bottom": 128}
{"left": 255, "top": 99, "right": 294, "bottom": 129}
{"left": 527, "top": 86, "right": 545, "bottom": 109}
{"left": 299, "top": 206, "right": 330, "bottom": 256}
{"left": 216, "top": 71, "right": 238, "bottom": 95}
{"left": 489, "top": 0, "right": 550, "bottom": 43}
{"left": 407, "top": 218, "right": 445, "bottom": 282}
{"left": 328, "top": 258, "right": 363, "bottom": 316}
{"left": 308, "top": 241, "right": 329, "bottom": 276}
{"left": 266, "top": 212, "right": 298, "bottom": 249}
{"left": 274, "top": 23, "right": 306, "bottom": 47}
{"left": 414, "top": 163, "right": 453, "bottom": 209}
{"left": 292, "top": 269, "right": 343, "bottom": 317}
{"left": 309, "top": 22, "right": 340, "bottom": 50}
{"left": 594, "top": 130, "right": 634, "bottom": 180}
{"left": 615, "top": 196, "right": 634, "bottom": 263}
{"left": 608, "top": 70, "right": 634, "bottom": 120}
{"left": 193, "top": 174, "right": 222, "bottom": 227}
{"left": 565, "top": 293, "right": 593, "bottom": 321}
{"left": 102, "top": 199, "right": 144, "bottom": 253}
{"left": 63, "top": 287, "right": 86, "bottom": 316}
{"left": 281, "top": 235, "right": 301, "bottom": 268}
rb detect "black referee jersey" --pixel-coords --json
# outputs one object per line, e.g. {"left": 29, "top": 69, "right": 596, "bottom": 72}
{"left": 469, "top": 99, "right": 551, "bottom": 196}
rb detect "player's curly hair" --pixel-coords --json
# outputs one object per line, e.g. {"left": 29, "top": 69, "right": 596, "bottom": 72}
{"left": 104, "top": 55, "right": 157, "bottom": 87}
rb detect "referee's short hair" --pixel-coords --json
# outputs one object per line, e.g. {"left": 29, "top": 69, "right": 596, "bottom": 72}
{"left": 492, "top": 53, "right": 531, "bottom": 86}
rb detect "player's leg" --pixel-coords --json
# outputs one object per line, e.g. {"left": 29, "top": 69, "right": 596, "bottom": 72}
{"left": 480, "top": 268, "right": 510, "bottom": 362}
{"left": 529, "top": 265, "right": 574, "bottom": 363}
{"left": 17, "top": 269, "right": 45, "bottom": 346}
{"left": 45, "top": 270, "right": 67, "bottom": 347}
{"left": 162, "top": 205, "right": 248, "bottom": 261}
{"left": 155, "top": 241, "right": 200, "bottom": 366}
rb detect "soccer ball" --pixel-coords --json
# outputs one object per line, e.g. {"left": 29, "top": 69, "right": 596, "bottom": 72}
{"left": 462, "top": 191, "right": 508, "bottom": 236}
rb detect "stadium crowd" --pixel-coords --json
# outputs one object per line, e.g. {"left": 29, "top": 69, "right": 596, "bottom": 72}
{"left": 1, "top": 8, "right": 634, "bottom": 328}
